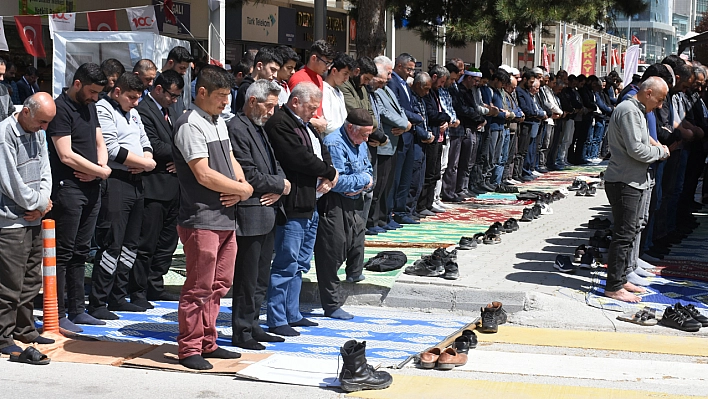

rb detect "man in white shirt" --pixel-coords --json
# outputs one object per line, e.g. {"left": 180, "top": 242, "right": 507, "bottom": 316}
{"left": 322, "top": 54, "right": 356, "bottom": 136}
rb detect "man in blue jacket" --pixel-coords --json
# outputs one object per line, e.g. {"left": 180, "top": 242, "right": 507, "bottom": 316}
{"left": 481, "top": 69, "right": 511, "bottom": 189}
{"left": 515, "top": 71, "right": 546, "bottom": 181}
{"left": 315, "top": 110, "right": 374, "bottom": 320}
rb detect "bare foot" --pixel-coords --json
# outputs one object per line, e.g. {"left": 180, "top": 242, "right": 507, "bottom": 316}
{"left": 604, "top": 289, "right": 642, "bottom": 303}
{"left": 623, "top": 282, "right": 647, "bottom": 294}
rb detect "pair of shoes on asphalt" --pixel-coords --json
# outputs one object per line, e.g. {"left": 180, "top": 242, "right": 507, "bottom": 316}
{"left": 483, "top": 224, "right": 502, "bottom": 245}
{"left": 617, "top": 307, "right": 658, "bottom": 326}
{"left": 457, "top": 236, "right": 478, "bottom": 250}
{"left": 477, "top": 302, "right": 508, "bottom": 333}
{"left": 419, "top": 330, "right": 476, "bottom": 370}
{"left": 554, "top": 255, "right": 576, "bottom": 273}
{"left": 588, "top": 217, "right": 612, "bottom": 229}
{"left": 589, "top": 229, "right": 612, "bottom": 253}
{"left": 495, "top": 184, "right": 519, "bottom": 193}
{"left": 338, "top": 340, "right": 393, "bottom": 392}
{"left": 660, "top": 303, "right": 708, "bottom": 332}
{"left": 575, "top": 181, "right": 597, "bottom": 196}
{"left": 404, "top": 248, "right": 459, "bottom": 280}
{"left": 520, "top": 204, "right": 542, "bottom": 222}
{"left": 573, "top": 245, "right": 601, "bottom": 269}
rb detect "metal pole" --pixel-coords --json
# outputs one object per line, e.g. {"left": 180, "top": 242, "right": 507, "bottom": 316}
{"left": 314, "top": 0, "right": 327, "bottom": 41}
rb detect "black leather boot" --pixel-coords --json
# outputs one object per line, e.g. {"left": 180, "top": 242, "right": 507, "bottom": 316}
{"left": 339, "top": 340, "right": 393, "bottom": 392}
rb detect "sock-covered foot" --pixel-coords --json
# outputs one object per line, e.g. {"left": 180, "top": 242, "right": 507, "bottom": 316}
{"left": 633, "top": 265, "right": 655, "bottom": 277}
{"left": 202, "top": 347, "right": 241, "bottom": 359}
{"left": 70, "top": 312, "right": 106, "bottom": 326}
{"left": 108, "top": 302, "right": 146, "bottom": 312}
{"left": 232, "top": 339, "right": 265, "bottom": 350}
{"left": 0, "top": 344, "right": 22, "bottom": 355}
{"left": 252, "top": 331, "right": 285, "bottom": 342}
{"left": 325, "top": 308, "right": 354, "bottom": 320}
{"left": 59, "top": 317, "right": 84, "bottom": 333}
{"left": 31, "top": 336, "right": 55, "bottom": 345}
{"left": 289, "top": 317, "right": 318, "bottom": 327}
{"left": 130, "top": 299, "right": 154, "bottom": 310}
{"left": 627, "top": 271, "right": 650, "bottom": 287}
{"left": 635, "top": 258, "right": 656, "bottom": 274}
{"left": 179, "top": 354, "right": 213, "bottom": 370}
{"left": 268, "top": 325, "right": 300, "bottom": 336}
{"left": 89, "top": 307, "right": 120, "bottom": 320}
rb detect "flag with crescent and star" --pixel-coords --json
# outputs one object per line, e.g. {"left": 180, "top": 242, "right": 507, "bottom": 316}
{"left": 14, "top": 15, "right": 45, "bottom": 57}
{"left": 87, "top": 10, "right": 118, "bottom": 32}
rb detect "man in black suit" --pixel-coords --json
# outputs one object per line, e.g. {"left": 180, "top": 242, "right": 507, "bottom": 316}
{"left": 227, "top": 79, "right": 290, "bottom": 349}
{"left": 17, "top": 66, "right": 40, "bottom": 104}
{"left": 130, "top": 70, "right": 185, "bottom": 307}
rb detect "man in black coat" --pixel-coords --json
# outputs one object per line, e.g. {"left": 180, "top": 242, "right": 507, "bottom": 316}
{"left": 16, "top": 66, "right": 40, "bottom": 104}
{"left": 130, "top": 70, "right": 184, "bottom": 307}
{"left": 265, "top": 82, "right": 339, "bottom": 337}
{"left": 227, "top": 80, "right": 290, "bottom": 349}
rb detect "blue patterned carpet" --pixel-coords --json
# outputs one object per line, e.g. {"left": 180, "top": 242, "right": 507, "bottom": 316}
{"left": 586, "top": 270, "right": 708, "bottom": 314}
{"left": 72, "top": 300, "right": 469, "bottom": 367}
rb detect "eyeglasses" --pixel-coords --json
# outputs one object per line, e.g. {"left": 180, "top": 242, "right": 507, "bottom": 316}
{"left": 316, "top": 55, "right": 333, "bottom": 68}
{"left": 164, "top": 89, "right": 181, "bottom": 99}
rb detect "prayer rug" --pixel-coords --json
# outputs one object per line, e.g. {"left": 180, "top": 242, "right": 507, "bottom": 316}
{"left": 585, "top": 268, "right": 708, "bottom": 314}
{"left": 70, "top": 302, "right": 470, "bottom": 368}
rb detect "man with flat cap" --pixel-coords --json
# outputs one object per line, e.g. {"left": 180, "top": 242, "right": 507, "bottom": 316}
{"left": 315, "top": 109, "right": 374, "bottom": 320}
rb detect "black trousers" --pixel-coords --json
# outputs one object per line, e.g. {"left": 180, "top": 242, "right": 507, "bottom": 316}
{"left": 232, "top": 228, "right": 275, "bottom": 342}
{"left": 51, "top": 182, "right": 101, "bottom": 318}
{"left": 417, "top": 140, "right": 442, "bottom": 212}
{"left": 89, "top": 177, "right": 144, "bottom": 310}
{"left": 569, "top": 119, "right": 591, "bottom": 164}
{"left": 130, "top": 196, "right": 179, "bottom": 301}
{"left": 314, "top": 194, "right": 366, "bottom": 314}
{"left": 504, "top": 132, "right": 518, "bottom": 180}
{"left": 368, "top": 153, "right": 396, "bottom": 228}
{"left": 513, "top": 124, "right": 532, "bottom": 180}
{"left": 605, "top": 182, "right": 643, "bottom": 292}
{"left": 0, "top": 226, "right": 42, "bottom": 349}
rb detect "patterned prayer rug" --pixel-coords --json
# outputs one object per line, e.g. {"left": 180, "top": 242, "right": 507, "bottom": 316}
{"left": 70, "top": 301, "right": 470, "bottom": 368}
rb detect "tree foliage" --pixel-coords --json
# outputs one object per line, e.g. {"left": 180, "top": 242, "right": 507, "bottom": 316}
{"left": 353, "top": 0, "right": 648, "bottom": 65}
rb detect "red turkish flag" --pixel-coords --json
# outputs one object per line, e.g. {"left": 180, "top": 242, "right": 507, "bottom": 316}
{"left": 601, "top": 51, "right": 607, "bottom": 66}
{"left": 164, "top": 0, "right": 177, "bottom": 24}
{"left": 87, "top": 10, "right": 118, "bottom": 31}
{"left": 631, "top": 35, "right": 641, "bottom": 45}
{"left": 14, "top": 16, "right": 45, "bottom": 58}
{"left": 527, "top": 31, "right": 534, "bottom": 52}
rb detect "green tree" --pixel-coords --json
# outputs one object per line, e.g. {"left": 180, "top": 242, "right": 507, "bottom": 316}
{"left": 352, "top": 0, "right": 647, "bottom": 65}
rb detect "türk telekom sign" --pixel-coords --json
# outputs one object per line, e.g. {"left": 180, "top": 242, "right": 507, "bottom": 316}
{"left": 241, "top": 3, "right": 279, "bottom": 44}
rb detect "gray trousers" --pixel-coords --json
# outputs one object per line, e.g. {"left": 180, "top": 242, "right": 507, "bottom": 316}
{"left": 537, "top": 123, "right": 554, "bottom": 169}
{"left": 463, "top": 129, "right": 483, "bottom": 189}
{"left": 314, "top": 193, "right": 366, "bottom": 314}
{"left": 0, "top": 226, "right": 42, "bottom": 349}
{"left": 557, "top": 119, "right": 574, "bottom": 165}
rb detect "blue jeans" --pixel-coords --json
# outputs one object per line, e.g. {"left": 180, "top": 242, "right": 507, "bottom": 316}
{"left": 584, "top": 120, "right": 605, "bottom": 160}
{"left": 267, "top": 211, "right": 319, "bottom": 328}
{"left": 494, "top": 128, "right": 510, "bottom": 185}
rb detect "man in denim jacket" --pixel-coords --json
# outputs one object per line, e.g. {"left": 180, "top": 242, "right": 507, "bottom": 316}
{"left": 314, "top": 109, "right": 374, "bottom": 320}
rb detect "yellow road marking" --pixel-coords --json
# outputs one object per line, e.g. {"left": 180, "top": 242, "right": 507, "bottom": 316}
{"left": 349, "top": 375, "right": 706, "bottom": 399}
{"left": 473, "top": 326, "right": 708, "bottom": 357}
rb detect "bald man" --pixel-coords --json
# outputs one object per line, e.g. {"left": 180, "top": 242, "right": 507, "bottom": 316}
{"left": 0, "top": 93, "right": 57, "bottom": 355}
{"left": 603, "top": 77, "right": 670, "bottom": 303}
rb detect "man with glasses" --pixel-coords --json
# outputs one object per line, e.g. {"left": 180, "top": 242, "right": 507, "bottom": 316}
{"left": 288, "top": 40, "right": 337, "bottom": 136}
{"left": 130, "top": 70, "right": 185, "bottom": 308}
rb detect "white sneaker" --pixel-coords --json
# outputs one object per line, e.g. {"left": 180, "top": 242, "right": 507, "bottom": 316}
{"left": 531, "top": 171, "right": 542, "bottom": 177}
{"left": 435, "top": 200, "right": 452, "bottom": 209}
{"left": 431, "top": 204, "right": 446, "bottom": 213}
{"left": 504, "top": 179, "right": 517, "bottom": 186}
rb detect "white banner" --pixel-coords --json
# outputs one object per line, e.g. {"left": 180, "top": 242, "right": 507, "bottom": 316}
{"left": 0, "top": 17, "right": 7, "bottom": 51}
{"left": 624, "top": 45, "right": 641, "bottom": 85}
{"left": 564, "top": 35, "right": 584, "bottom": 75}
{"left": 127, "top": 6, "right": 159, "bottom": 34}
{"left": 48, "top": 13, "right": 76, "bottom": 36}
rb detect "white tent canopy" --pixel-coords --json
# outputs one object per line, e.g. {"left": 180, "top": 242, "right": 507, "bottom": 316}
{"left": 52, "top": 31, "right": 191, "bottom": 108}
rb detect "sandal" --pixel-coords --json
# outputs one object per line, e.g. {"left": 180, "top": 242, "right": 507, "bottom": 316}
{"left": 472, "top": 233, "right": 485, "bottom": 245}
{"left": 617, "top": 308, "right": 658, "bottom": 326}
{"left": 9, "top": 346, "right": 50, "bottom": 365}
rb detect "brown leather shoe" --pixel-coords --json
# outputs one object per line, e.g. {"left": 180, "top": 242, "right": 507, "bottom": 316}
{"left": 419, "top": 347, "right": 441, "bottom": 369}
{"left": 436, "top": 347, "right": 467, "bottom": 370}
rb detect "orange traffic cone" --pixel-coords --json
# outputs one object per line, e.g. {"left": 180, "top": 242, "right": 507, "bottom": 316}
{"left": 41, "top": 219, "right": 60, "bottom": 334}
